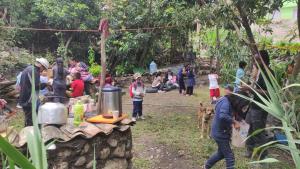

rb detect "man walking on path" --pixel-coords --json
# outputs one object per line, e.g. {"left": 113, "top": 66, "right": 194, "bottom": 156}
{"left": 19, "top": 58, "right": 49, "bottom": 126}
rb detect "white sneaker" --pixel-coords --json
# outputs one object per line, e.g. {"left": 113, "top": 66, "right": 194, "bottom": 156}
{"left": 139, "top": 116, "right": 145, "bottom": 120}
{"left": 132, "top": 117, "right": 137, "bottom": 122}
{"left": 16, "top": 103, "right": 22, "bottom": 109}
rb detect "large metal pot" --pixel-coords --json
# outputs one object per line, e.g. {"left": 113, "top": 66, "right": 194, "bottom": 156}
{"left": 101, "top": 87, "right": 122, "bottom": 115}
{"left": 38, "top": 102, "right": 68, "bottom": 125}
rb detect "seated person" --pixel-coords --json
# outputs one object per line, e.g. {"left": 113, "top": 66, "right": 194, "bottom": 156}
{"left": 166, "top": 72, "right": 179, "bottom": 88}
{"left": 40, "top": 70, "right": 50, "bottom": 96}
{"left": 152, "top": 72, "right": 164, "bottom": 90}
{"left": 67, "top": 72, "right": 84, "bottom": 98}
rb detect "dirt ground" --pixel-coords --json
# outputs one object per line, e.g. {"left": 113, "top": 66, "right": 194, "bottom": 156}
{"left": 5, "top": 84, "right": 294, "bottom": 169}
{"left": 123, "top": 86, "right": 294, "bottom": 169}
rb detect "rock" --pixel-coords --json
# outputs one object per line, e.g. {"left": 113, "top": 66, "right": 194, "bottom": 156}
{"left": 83, "top": 143, "right": 90, "bottom": 153}
{"left": 178, "top": 150, "right": 185, "bottom": 157}
{"left": 75, "top": 156, "right": 86, "bottom": 166}
{"left": 100, "top": 147, "right": 111, "bottom": 160}
{"left": 58, "top": 149, "right": 72, "bottom": 157}
{"left": 112, "top": 143, "right": 125, "bottom": 158}
{"left": 107, "top": 137, "right": 118, "bottom": 147}
{"left": 0, "top": 51, "right": 10, "bottom": 58}
{"left": 103, "top": 159, "right": 128, "bottom": 169}
{"left": 55, "top": 162, "right": 69, "bottom": 169}
{"left": 86, "top": 160, "right": 94, "bottom": 169}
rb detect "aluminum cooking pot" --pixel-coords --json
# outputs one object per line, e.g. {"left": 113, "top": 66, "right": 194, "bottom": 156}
{"left": 38, "top": 102, "right": 68, "bottom": 125}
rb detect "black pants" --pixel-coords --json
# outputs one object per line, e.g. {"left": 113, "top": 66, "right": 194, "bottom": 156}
{"left": 132, "top": 101, "right": 143, "bottom": 118}
{"left": 84, "top": 81, "right": 91, "bottom": 95}
{"left": 23, "top": 105, "right": 33, "bottom": 127}
{"left": 205, "top": 139, "right": 235, "bottom": 169}
{"left": 178, "top": 79, "right": 186, "bottom": 94}
{"left": 246, "top": 108, "right": 268, "bottom": 159}
{"left": 186, "top": 86, "right": 194, "bottom": 95}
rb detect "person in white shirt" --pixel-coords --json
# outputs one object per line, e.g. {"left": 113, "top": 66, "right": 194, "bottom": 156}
{"left": 208, "top": 68, "right": 220, "bottom": 104}
{"left": 131, "top": 73, "right": 146, "bottom": 122}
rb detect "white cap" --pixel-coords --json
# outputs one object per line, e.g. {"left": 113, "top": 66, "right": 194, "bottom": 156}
{"left": 133, "top": 73, "right": 142, "bottom": 80}
{"left": 36, "top": 58, "right": 49, "bottom": 69}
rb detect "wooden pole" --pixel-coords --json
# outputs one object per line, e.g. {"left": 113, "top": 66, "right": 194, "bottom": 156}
{"left": 97, "top": 31, "right": 107, "bottom": 114}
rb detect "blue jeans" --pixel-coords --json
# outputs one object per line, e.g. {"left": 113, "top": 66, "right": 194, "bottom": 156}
{"left": 133, "top": 101, "right": 143, "bottom": 118}
{"left": 205, "top": 139, "right": 234, "bottom": 169}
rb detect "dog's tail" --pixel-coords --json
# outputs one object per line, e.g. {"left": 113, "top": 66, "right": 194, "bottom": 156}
{"left": 199, "top": 102, "right": 203, "bottom": 107}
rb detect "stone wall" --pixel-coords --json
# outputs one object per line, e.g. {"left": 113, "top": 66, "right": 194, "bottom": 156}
{"left": 47, "top": 128, "right": 132, "bottom": 169}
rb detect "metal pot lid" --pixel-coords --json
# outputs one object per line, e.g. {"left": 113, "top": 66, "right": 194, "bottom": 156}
{"left": 101, "top": 86, "right": 121, "bottom": 92}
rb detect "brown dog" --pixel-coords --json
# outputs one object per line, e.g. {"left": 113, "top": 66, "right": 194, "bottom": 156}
{"left": 197, "top": 103, "right": 214, "bottom": 138}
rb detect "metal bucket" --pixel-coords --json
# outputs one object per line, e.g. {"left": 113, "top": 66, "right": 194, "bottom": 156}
{"left": 101, "top": 87, "right": 122, "bottom": 115}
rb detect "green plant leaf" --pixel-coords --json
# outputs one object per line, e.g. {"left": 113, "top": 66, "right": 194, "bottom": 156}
{"left": 0, "top": 136, "right": 35, "bottom": 169}
{"left": 249, "top": 158, "right": 280, "bottom": 164}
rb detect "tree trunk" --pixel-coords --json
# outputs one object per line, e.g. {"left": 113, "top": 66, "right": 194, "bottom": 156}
{"left": 215, "top": 25, "right": 221, "bottom": 73}
{"left": 97, "top": 33, "right": 107, "bottom": 113}
{"left": 298, "top": 0, "right": 300, "bottom": 39}
{"left": 235, "top": 3, "right": 259, "bottom": 58}
{"left": 292, "top": 0, "right": 300, "bottom": 78}
{"left": 64, "top": 35, "right": 73, "bottom": 59}
{"left": 292, "top": 54, "right": 300, "bottom": 78}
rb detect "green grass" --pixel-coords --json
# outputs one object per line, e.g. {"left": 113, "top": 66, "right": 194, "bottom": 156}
{"left": 131, "top": 87, "right": 295, "bottom": 169}
{"left": 132, "top": 158, "right": 152, "bottom": 169}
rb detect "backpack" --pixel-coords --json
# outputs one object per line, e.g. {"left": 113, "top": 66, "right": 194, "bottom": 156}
{"left": 129, "top": 82, "right": 144, "bottom": 98}
{"left": 129, "top": 83, "right": 134, "bottom": 98}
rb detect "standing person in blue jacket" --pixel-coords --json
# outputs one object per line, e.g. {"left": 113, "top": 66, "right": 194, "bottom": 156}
{"left": 233, "top": 61, "right": 247, "bottom": 92}
{"left": 186, "top": 67, "right": 195, "bottom": 96}
{"left": 205, "top": 85, "right": 241, "bottom": 169}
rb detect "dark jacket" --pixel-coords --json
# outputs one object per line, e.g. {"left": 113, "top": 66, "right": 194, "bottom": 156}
{"left": 187, "top": 70, "right": 195, "bottom": 87}
{"left": 19, "top": 65, "right": 40, "bottom": 107}
{"left": 211, "top": 96, "right": 233, "bottom": 141}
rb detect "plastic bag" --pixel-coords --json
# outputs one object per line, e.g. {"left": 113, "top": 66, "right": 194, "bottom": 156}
{"left": 232, "top": 120, "right": 250, "bottom": 148}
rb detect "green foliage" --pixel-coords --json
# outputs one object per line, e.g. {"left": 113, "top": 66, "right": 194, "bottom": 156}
{"left": 133, "top": 67, "right": 145, "bottom": 74}
{"left": 88, "top": 47, "right": 101, "bottom": 77}
{"left": 206, "top": 31, "right": 251, "bottom": 83}
{"left": 115, "top": 62, "right": 135, "bottom": 76}
{"left": 270, "top": 61, "right": 288, "bottom": 86}
{"left": 236, "top": 63, "right": 300, "bottom": 167}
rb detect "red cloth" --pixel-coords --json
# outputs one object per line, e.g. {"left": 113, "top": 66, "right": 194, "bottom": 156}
{"left": 98, "top": 19, "right": 109, "bottom": 38}
{"left": 210, "top": 88, "right": 220, "bottom": 97}
{"left": 71, "top": 79, "right": 84, "bottom": 98}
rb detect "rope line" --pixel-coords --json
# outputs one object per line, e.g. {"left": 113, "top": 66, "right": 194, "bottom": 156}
{"left": 0, "top": 25, "right": 178, "bottom": 33}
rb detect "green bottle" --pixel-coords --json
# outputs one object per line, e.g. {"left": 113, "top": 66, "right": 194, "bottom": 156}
{"left": 73, "top": 101, "right": 84, "bottom": 126}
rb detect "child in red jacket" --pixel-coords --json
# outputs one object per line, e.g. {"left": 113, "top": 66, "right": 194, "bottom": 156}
{"left": 68, "top": 72, "right": 84, "bottom": 98}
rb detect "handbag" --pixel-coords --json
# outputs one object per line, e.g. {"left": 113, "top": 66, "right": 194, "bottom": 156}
{"left": 232, "top": 120, "right": 249, "bottom": 147}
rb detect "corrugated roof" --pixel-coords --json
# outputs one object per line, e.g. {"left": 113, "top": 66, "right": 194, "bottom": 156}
{"left": 4, "top": 118, "right": 134, "bottom": 148}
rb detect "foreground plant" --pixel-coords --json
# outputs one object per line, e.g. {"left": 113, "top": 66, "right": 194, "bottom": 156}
{"left": 0, "top": 67, "right": 48, "bottom": 168}
{"left": 236, "top": 62, "right": 300, "bottom": 168}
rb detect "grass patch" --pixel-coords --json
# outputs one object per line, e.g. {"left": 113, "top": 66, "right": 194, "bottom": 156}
{"left": 132, "top": 158, "right": 152, "bottom": 169}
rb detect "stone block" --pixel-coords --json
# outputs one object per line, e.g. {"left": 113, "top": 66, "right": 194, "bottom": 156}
{"left": 75, "top": 156, "right": 86, "bottom": 166}
{"left": 100, "top": 147, "right": 111, "bottom": 160}
{"left": 112, "top": 143, "right": 125, "bottom": 158}
{"left": 103, "top": 159, "right": 128, "bottom": 169}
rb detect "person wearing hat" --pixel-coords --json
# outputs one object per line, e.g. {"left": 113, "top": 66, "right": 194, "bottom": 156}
{"left": 131, "top": 73, "right": 145, "bottom": 122}
{"left": 19, "top": 58, "right": 49, "bottom": 126}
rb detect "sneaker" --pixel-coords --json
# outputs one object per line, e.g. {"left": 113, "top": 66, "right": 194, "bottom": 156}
{"left": 139, "top": 116, "right": 145, "bottom": 120}
{"left": 16, "top": 103, "right": 22, "bottom": 109}
{"left": 132, "top": 117, "right": 137, "bottom": 122}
